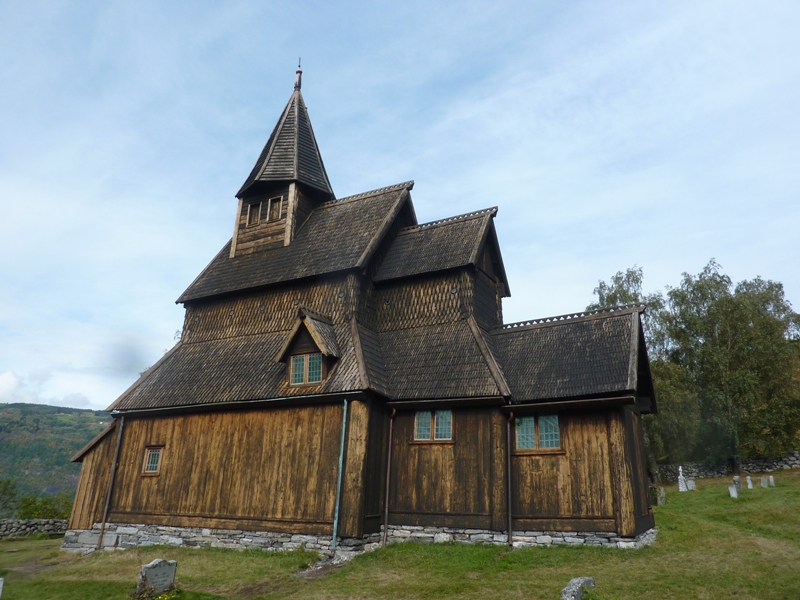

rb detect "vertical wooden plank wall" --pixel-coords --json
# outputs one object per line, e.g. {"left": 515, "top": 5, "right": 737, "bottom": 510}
{"left": 69, "top": 426, "right": 117, "bottom": 530}
{"left": 339, "top": 400, "right": 370, "bottom": 537}
{"left": 388, "top": 409, "right": 493, "bottom": 528}
{"left": 511, "top": 411, "right": 616, "bottom": 532}
{"left": 608, "top": 408, "right": 636, "bottom": 537}
{"left": 96, "top": 405, "right": 344, "bottom": 534}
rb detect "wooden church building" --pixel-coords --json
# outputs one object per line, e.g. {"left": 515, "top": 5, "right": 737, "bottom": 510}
{"left": 65, "top": 68, "right": 657, "bottom": 553}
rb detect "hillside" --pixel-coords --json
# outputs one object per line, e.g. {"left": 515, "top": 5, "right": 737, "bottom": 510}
{"left": 0, "top": 403, "right": 110, "bottom": 497}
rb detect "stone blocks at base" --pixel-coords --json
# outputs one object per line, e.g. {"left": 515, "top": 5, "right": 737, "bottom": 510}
{"left": 62, "top": 522, "right": 657, "bottom": 556}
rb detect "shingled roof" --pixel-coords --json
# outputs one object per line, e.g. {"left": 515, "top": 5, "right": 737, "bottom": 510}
{"left": 491, "top": 305, "right": 644, "bottom": 403}
{"left": 374, "top": 208, "right": 507, "bottom": 294}
{"left": 237, "top": 69, "right": 333, "bottom": 198}
{"left": 178, "top": 183, "right": 413, "bottom": 303}
{"left": 108, "top": 324, "right": 362, "bottom": 411}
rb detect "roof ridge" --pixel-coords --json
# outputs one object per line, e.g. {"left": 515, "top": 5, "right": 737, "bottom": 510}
{"left": 399, "top": 207, "right": 497, "bottom": 234}
{"left": 319, "top": 181, "right": 414, "bottom": 208}
{"left": 496, "top": 303, "right": 646, "bottom": 332}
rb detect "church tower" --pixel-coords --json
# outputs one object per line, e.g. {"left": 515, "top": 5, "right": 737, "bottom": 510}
{"left": 230, "top": 66, "right": 335, "bottom": 257}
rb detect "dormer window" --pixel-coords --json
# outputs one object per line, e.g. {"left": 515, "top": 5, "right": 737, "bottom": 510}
{"left": 247, "top": 202, "right": 261, "bottom": 226}
{"left": 290, "top": 352, "right": 323, "bottom": 385}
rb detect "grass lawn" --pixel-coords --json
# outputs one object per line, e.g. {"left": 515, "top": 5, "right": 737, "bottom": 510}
{"left": 1, "top": 469, "right": 798, "bottom": 599}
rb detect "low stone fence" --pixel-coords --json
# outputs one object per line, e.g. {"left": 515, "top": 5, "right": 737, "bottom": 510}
{"left": 62, "top": 522, "right": 656, "bottom": 556}
{"left": 0, "top": 518, "right": 69, "bottom": 539}
{"left": 658, "top": 450, "right": 800, "bottom": 482}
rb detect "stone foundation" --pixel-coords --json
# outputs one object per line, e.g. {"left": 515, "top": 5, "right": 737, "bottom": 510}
{"left": 0, "top": 518, "right": 68, "bottom": 539}
{"left": 62, "top": 521, "right": 656, "bottom": 554}
{"left": 384, "top": 525, "right": 657, "bottom": 549}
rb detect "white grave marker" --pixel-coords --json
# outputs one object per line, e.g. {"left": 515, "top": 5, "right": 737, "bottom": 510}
{"left": 769, "top": 475, "right": 775, "bottom": 487}
{"left": 733, "top": 475, "right": 742, "bottom": 492}
{"left": 687, "top": 479, "right": 696, "bottom": 491}
{"left": 761, "top": 477, "right": 768, "bottom": 488}
{"left": 728, "top": 484, "right": 738, "bottom": 498}
{"left": 139, "top": 559, "right": 177, "bottom": 594}
{"left": 0, "top": 576, "right": 4, "bottom": 598}
{"left": 678, "top": 466, "right": 688, "bottom": 492}
{"left": 746, "top": 476, "right": 753, "bottom": 489}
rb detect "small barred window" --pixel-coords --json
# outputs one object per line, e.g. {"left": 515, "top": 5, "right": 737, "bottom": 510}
{"left": 142, "top": 447, "right": 163, "bottom": 475}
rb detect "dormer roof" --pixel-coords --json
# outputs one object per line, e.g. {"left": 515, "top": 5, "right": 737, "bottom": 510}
{"left": 275, "top": 306, "right": 341, "bottom": 363}
{"left": 237, "top": 68, "right": 334, "bottom": 198}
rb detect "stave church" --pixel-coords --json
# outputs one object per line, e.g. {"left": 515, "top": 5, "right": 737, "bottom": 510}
{"left": 64, "top": 68, "right": 657, "bottom": 554}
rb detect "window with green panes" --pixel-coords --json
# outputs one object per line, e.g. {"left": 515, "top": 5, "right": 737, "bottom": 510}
{"left": 290, "top": 353, "right": 323, "bottom": 385}
{"left": 515, "top": 414, "right": 560, "bottom": 450}
{"left": 414, "top": 410, "right": 452, "bottom": 440}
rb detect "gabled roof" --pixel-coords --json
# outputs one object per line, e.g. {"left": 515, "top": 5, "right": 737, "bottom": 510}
{"left": 237, "top": 77, "right": 333, "bottom": 197}
{"left": 275, "top": 306, "right": 340, "bottom": 362}
{"left": 373, "top": 208, "right": 509, "bottom": 295}
{"left": 178, "top": 182, "right": 413, "bottom": 303}
{"left": 491, "top": 305, "right": 647, "bottom": 403}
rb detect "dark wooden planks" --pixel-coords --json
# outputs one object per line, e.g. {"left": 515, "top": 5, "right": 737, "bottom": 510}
{"left": 388, "top": 409, "right": 492, "bottom": 527}
{"left": 106, "top": 406, "right": 343, "bottom": 533}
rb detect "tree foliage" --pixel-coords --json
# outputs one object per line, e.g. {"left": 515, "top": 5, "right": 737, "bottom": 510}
{"left": 589, "top": 261, "right": 800, "bottom": 465}
{"left": 16, "top": 492, "right": 73, "bottom": 519}
{"left": 0, "top": 477, "right": 17, "bottom": 517}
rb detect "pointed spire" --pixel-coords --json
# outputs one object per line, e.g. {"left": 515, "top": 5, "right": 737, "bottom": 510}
{"left": 237, "top": 66, "right": 333, "bottom": 199}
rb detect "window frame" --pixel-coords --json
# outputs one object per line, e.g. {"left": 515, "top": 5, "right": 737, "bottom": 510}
{"left": 289, "top": 352, "right": 324, "bottom": 386}
{"left": 246, "top": 201, "right": 262, "bottom": 226}
{"left": 412, "top": 410, "right": 454, "bottom": 444}
{"left": 514, "top": 414, "right": 564, "bottom": 455}
{"left": 267, "top": 196, "right": 283, "bottom": 222}
{"left": 141, "top": 446, "right": 164, "bottom": 476}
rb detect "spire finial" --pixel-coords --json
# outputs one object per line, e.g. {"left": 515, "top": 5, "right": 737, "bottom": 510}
{"left": 294, "top": 59, "right": 302, "bottom": 91}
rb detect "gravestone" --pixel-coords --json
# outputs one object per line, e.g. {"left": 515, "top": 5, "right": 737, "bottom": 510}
{"left": 733, "top": 475, "right": 742, "bottom": 492}
{"left": 746, "top": 476, "right": 753, "bottom": 489}
{"left": 761, "top": 477, "right": 768, "bottom": 488}
{"left": 769, "top": 475, "right": 775, "bottom": 487}
{"left": 728, "top": 484, "right": 738, "bottom": 498}
{"left": 687, "top": 479, "right": 696, "bottom": 491}
{"left": 678, "top": 466, "right": 687, "bottom": 492}
{"left": 657, "top": 486, "right": 666, "bottom": 506}
{"left": 139, "top": 558, "right": 177, "bottom": 594}
{"left": 0, "top": 576, "right": 4, "bottom": 598}
{"left": 561, "top": 576, "right": 596, "bottom": 600}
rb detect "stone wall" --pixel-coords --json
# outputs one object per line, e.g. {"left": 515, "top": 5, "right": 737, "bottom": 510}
{"left": 62, "top": 522, "right": 656, "bottom": 555}
{"left": 0, "top": 519, "right": 68, "bottom": 539}
{"left": 658, "top": 450, "right": 800, "bottom": 482}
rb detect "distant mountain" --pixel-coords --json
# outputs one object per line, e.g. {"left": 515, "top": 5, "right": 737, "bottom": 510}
{"left": 0, "top": 403, "right": 110, "bottom": 497}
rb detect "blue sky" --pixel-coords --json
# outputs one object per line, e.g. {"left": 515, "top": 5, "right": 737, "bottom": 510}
{"left": 1, "top": 1, "right": 799, "bottom": 410}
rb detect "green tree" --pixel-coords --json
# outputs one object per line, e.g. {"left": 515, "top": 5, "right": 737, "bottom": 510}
{"left": 0, "top": 478, "right": 17, "bottom": 516}
{"left": 16, "top": 492, "right": 73, "bottom": 519}
{"left": 590, "top": 261, "right": 800, "bottom": 469}
{"left": 665, "top": 263, "right": 800, "bottom": 465}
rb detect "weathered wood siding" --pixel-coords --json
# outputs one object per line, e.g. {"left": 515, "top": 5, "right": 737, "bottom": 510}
{"left": 626, "top": 406, "right": 655, "bottom": 534}
{"left": 387, "top": 408, "right": 498, "bottom": 529}
{"left": 69, "top": 425, "right": 117, "bottom": 530}
{"left": 234, "top": 184, "right": 291, "bottom": 255}
{"left": 99, "top": 405, "right": 344, "bottom": 534}
{"left": 511, "top": 411, "right": 617, "bottom": 532}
